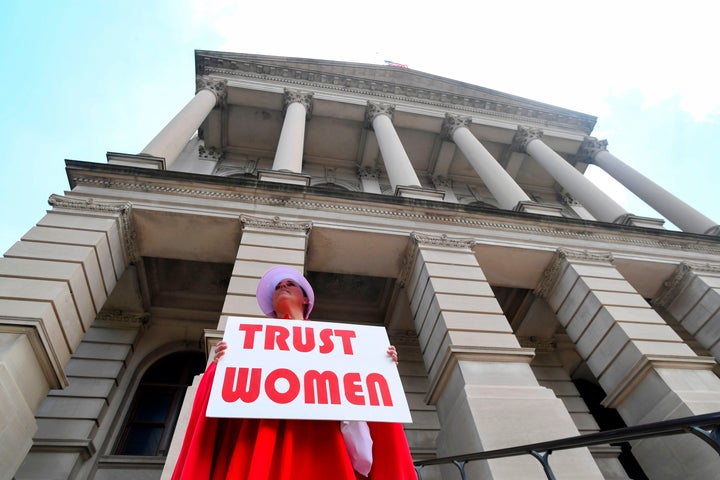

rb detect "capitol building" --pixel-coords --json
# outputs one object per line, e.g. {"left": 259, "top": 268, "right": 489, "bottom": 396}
{"left": 2, "top": 50, "right": 720, "bottom": 479}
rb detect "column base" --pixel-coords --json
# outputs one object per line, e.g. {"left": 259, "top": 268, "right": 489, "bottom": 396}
{"left": 395, "top": 185, "right": 445, "bottom": 201}
{"left": 257, "top": 169, "right": 311, "bottom": 186}
{"left": 704, "top": 225, "right": 720, "bottom": 236}
{"left": 107, "top": 152, "right": 166, "bottom": 170}
{"left": 514, "top": 200, "right": 565, "bottom": 217}
{"left": 614, "top": 214, "right": 666, "bottom": 229}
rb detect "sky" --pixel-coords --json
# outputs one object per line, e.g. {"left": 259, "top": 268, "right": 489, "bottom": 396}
{"left": 1, "top": 0, "right": 719, "bottom": 254}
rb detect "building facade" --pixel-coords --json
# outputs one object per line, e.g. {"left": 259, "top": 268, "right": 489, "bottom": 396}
{"left": 2, "top": 51, "right": 720, "bottom": 479}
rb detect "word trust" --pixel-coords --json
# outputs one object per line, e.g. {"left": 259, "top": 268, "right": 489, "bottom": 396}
{"left": 238, "top": 323, "right": 358, "bottom": 354}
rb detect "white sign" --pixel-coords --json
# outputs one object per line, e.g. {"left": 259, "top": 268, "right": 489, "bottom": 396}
{"left": 206, "top": 317, "right": 412, "bottom": 423}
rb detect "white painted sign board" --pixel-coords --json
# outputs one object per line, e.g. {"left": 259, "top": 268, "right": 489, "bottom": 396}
{"left": 206, "top": 316, "right": 412, "bottom": 423}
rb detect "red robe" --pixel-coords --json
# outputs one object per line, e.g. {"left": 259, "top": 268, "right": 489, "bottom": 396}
{"left": 171, "top": 362, "right": 417, "bottom": 480}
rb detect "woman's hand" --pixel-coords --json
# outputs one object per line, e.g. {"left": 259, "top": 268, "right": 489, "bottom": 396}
{"left": 387, "top": 345, "right": 398, "bottom": 365}
{"left": 213, "top": 340, "right": 228, "bottom": 363}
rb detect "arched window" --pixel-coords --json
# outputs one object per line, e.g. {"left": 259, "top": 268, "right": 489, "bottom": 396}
{"left": 115, "top": 351, "right": 205, "bottom": 456}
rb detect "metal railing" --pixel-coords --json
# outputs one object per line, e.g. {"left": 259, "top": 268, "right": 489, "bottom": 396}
{"left": 414, "top": 411, "right": 720, "bottom": 479}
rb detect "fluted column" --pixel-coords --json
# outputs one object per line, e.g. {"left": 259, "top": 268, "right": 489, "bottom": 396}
{"left": 271, "top": 90, "right": 313, "bottom": 173}
{"left": 366, "top": 102, "right": 422, "bottom": 190}
{"left": 443, "top": 114, "right": 531, "bottom": 209}
{"left": 580, "top": 137, "right": 719, "bottom": 235}
{"left": 141, "top": 77, "right": 226, "bottom": 169}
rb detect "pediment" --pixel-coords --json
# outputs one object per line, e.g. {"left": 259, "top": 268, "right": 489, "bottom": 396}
{"left": 196, "top": 50, "right": 596, "bottom": 134}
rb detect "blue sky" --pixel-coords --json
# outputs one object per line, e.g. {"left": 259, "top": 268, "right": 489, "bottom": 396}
{"left": 2, "top": 0, "right": 719, "bottom": 254}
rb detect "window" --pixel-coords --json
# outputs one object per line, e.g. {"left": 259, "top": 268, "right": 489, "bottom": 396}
{"left": 115, "top": 351, "right": 205, "bottom": 456}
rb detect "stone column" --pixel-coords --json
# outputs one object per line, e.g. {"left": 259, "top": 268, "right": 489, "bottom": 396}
{"left": 443, "top": 114, "right": 531, "bottom": 210}
{"left": 512, "top": 127, "right": 629, "bottom": 223}
{"left": 366, "top": 103, "right": 422, "bottom": 191}
{"left": 579, "top": 137, "right": 719, "bottom": 235}
{"left": 162, "top": 215, "right": 312, "bottom": 479}
{"left": 404, "top": 234, "right": 603, "bottom": 479}
{"left": 0, "top": 195, "right": 133, "bottom": 479}
{"left": 271, "top": 90, "right": 313, "bottom": 173}
{"left": 653, "top": 262, "right": 720, "bottom": 361}
{"left": 141, "top": 77, "right": 227, "bottom": 170}
{"left": 535, "top": 248, "right": 720, "bottom": 479}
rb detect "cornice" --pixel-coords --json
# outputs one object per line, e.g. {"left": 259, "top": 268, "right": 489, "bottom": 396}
{"left": 67, "top": 174, "right": 720, "bottom": 257}
{"left": 195, "top": 52, "right": 596, "bottom": 134}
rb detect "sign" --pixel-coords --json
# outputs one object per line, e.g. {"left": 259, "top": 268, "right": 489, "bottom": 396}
{"left": 206, "top": 316, "right": 412, "bottom": 423}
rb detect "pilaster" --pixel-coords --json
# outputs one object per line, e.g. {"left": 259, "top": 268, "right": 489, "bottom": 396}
{"left": 218, "top": 215, "right": 312, "bottom": 330}
{"left": 653, "top": 262, "right": 720, "bottom": 361}
{"left": 13, "top": 314, "right": 144, "bottom": 480}
{"left": 536, "top": 248, "right": 720, "bottom": 479}
{"left": 403, "top": 233, "right": 603, "bottom": 479}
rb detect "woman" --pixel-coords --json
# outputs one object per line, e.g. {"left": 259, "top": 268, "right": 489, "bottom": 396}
{"left": 172, "top": 266, "right": 416, "bottom": 480}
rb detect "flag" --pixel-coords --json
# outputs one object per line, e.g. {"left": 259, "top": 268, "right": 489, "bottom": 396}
{"left": 384, "top": 60, "right": 408, "bottom": 68}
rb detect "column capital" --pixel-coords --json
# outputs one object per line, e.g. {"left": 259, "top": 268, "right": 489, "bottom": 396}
{"left": 534, "top": 247, "right": 615, "bottom": 298}
{"left": 440, "top": 113, "right": 472, "bottom": 141}
{"left": 196, "top": 76, "right": 228, "bottom": 107}
{"left": 283, "top": 89, "right": 313, "bottom": 119}
{"left": 240, "top": 214, "right": 312, "bottom": 234}
{"left": 365, "top": 102, "right": 395, "bottom": 127}
{"left": 577, "top": 136, "right": 608, "bottom": 163}
{"left": 652, "top": 261, "right": 720, "bottom": 308}
{"left": 400, "top": 232, "right": 476, "bottom": 287}
{"left": 357, "top": 166, "right": 381, "bottom": 179}
{"left": 47, "top": 194, "right": 138, "bottom": 264}
{"left": 411, "top": 231, "right": 476, "bottom": 250}
{"left": 431, "top": 175, "right": 452, "bottom": 189}
{"left": 511, "top": 125, "right": 543, "bottom": 153}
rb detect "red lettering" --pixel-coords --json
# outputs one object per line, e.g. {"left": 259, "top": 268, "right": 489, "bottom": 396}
{"left": 221, "top": 367, "right": 261, "bottom": 403}
{"left": 304, "top": 370, "right": 341, "bottom": 404}
{"left": 238, "top": 323, "right": 263, "bottom": 349}
{"left": 265, "top": 325, "right": 290, "bottom": 351}
{"left": 343, "top": 372, "right": 365, "bottom": 405}
{"left": 319, "top": 328, "right": 334, "bottom": 354}
{"left": 292, "top": 326, "right": 316, "bottom": 353}
{"left": 366, "top": 373, "right": 393, "bottom": 406}
{"left": 265, "top": 368, "right": 300, "bottom": 404}
{"left": 333, "top": 329, "right": 356, "bottom": 354}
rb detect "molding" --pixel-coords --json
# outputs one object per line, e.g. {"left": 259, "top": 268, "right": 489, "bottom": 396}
{"left": 440, "top": 113, "right": 472, "bottom": 141}
{"left": 426, "top": 345, "right": 536, "bottom": 404}
{"left": 283, "top": 89, "right": 313, "bottom": 119}
{"left": 47, "top": 194, "right": 138, "bottom": 265}
{"left": 0, "top": 321, "right": 68, "bottom": 389}
{"left": 106, "top": 152, "right": 165, "bottom": 170}
{"left": 94, "top": 310, "right": 149, "bottom": 328}
{"left": 240, "top": 214, "right": 312, "bottom": 234}
{"left": 195, "top": 52, "right": 597, "bottom": 133}
{"left": 31, "top": 438, "right": 97, "bottom": 459}
{"left": 196, "top": 76, "right": 228, "bottom": 107}
{"left": 517, "top": 336, "right": 557, "bottom": 352}
{"left": 511, "top": 125, "right": 543, "bottom": 153}
{"left": 67, "top": 175, "right": 720, "bottom": 256}
{"left": 534, "top": 248, "right": 614, "bottom": 298}
{"left": 601, "top": 354, "right": 717, "bottom": 409}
